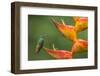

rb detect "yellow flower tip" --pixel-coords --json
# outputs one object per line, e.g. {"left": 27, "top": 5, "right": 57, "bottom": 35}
{"left": 61, "top": 19, "right": 66, "bottom": 26}
{"left": 51, "top": 18, "right": 60, "bottom": 27}
{"left": 52, "top": 44, "right": 56, "bottom": 50}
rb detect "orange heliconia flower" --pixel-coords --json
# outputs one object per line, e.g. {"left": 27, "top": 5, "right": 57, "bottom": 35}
{"left": 71, "top": 39, "right": 88, "bottom": 54}
{"left": 44, "top": 48, "right": 72, "bottom": 59}
{"left": 73, "top": 17, "right": 88, "bottom": 33}
{"left": 52, "top": 19, "right": 77, "bottom": 42}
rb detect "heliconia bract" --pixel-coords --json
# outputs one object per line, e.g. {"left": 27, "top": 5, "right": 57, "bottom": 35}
{"left": 73, "top": 17, "right": 88, "bottom": 33}
{"left": 52, "top": 18, "right": 77, "bottom": 42}
{"left": 44, "top": 48, "right": 72, "bottom": 59}
{"left": 71, "top": 39, "right": 88, "bottom": 54}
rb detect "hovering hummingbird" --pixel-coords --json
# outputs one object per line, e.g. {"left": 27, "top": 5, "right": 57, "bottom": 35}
{"left": 34, "top": 35, "right": 45, "bottom": 54}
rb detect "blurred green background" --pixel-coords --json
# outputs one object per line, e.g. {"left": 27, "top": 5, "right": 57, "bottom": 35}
{"left": 28, "top": 15, "right": 88, "bottom": 61}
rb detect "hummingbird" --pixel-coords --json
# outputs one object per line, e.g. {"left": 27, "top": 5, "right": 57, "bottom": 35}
{"left": 34, "top": 35, "right": 45, "bottom": 54}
